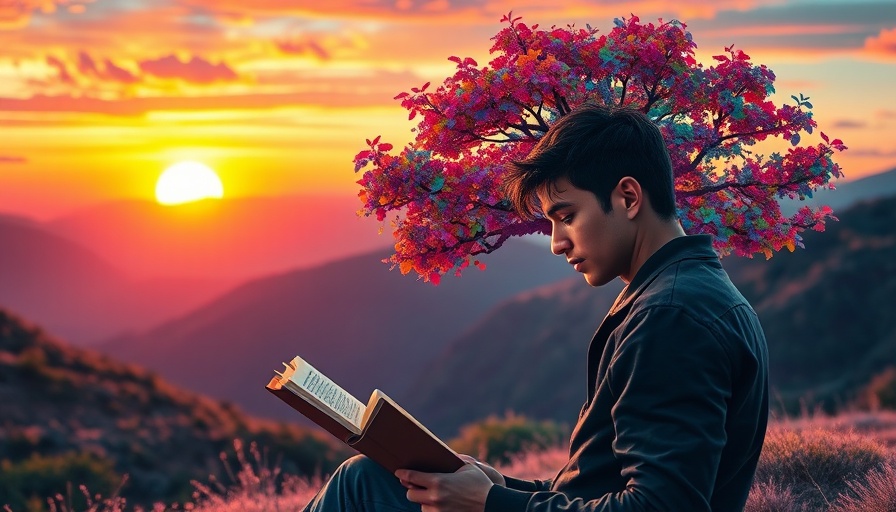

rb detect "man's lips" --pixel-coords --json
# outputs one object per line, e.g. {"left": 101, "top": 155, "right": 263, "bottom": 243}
{"left": 568, "top": 257, "right": 584, "bottom": 271}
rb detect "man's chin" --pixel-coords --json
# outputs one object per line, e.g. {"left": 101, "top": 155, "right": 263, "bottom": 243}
{"left": 584, "top": 273, "right": 613, "bottom": 287}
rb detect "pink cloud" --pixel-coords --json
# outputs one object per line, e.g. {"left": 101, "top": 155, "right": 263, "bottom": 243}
{"left": 865, "top": 27, "right": 896, "bottom": 56}
{"left": 846, "top": 148, "right": 896, "bottom": 158}
{"left": 0, "top": 155, "right": 27, "bottom": 163}
{"left": 138, "top": 54, "right": 239, "bottom": 84}
{"left": 45, "top": 55, "right": 75, "bottom": 85}
{"left": 102, "top": 58, "right": 140, "bottom": 84}
{"left": 832, "top": 119, "right": 868, "bottom": 129}
{"left": 77, "top": 52, "right": 140, "bottom": 84}
{"left": 0, "top": 87, "right": 398, "bottom": 115}
{"left": 0, "top": 1, "right": 93, "bottom": 29}
{"left": 275, "top": 37, "right": 331, "bottom": 60}
{"left": 76, "top": 51, "right": 98, "bottom": 75}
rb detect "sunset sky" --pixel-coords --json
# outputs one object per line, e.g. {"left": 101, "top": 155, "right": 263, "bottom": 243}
{"left": 2, "top": 0, "right": 895, "bottom": 220}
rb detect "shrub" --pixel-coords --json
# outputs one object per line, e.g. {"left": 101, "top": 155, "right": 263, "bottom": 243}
{"left": 830, "top": 461, "right": 896, "bottom": 512}
{"left": 494, "top": 445, "right": 566, "bottom": 481}
{"left": 752, "top": 427, "right": 892, "bottom": 510}
{"left": 744, "top": 481, "right": 807, "bottom": 512}
{"left": 449, "top": 413, "right": 567, "bottom": 465}
{"left": 0, "top": 452, "right": 121, "bottom": 512}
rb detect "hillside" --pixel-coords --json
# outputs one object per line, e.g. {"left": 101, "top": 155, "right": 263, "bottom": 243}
{"left": 732, "top": 195, "right": 896, "bottom": 405}
{"left": 0, "top": 216, "right": 234, "bottom": 344}
{"left": 405, "top": 195, "right": 896, "bottom": 437}
{"left": 404, "top": 277, "right": 623, "bottom": 436}
{"left": 780, "top": 166, "right": 896, "bottom": 216}
{"left": 101, "top": 238, "right": 572, "bottom": 421}
{"left": 0, "top": 309, "right": 350, "bottom": 508}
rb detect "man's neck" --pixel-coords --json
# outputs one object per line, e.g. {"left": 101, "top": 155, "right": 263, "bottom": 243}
{"left": 623, "top": 218, "right": 687, "bottom": 284}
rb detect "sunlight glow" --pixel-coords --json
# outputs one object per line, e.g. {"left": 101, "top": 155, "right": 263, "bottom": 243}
{"left": 155, "top": 161, "right": 224, "bottom": 205}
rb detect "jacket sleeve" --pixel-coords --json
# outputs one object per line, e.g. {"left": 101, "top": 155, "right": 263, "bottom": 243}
{"left": 502, "top": 476, "right": 553, "bottom": 492}
{"left": 485, "top": 306, "right": 733, "bottom": 511}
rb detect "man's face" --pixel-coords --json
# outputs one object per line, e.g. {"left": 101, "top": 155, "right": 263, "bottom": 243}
{"left": 538, "top": 178, "right": 634, "bottom": 287}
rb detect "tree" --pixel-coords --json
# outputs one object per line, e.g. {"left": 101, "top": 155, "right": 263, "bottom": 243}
{"left": 354, "top": 14, "right": 846, "bottom": 283}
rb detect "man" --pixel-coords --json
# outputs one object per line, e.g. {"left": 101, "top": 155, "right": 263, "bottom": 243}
{"left": 303, "top": 104, "right": 769, "bottom": 511}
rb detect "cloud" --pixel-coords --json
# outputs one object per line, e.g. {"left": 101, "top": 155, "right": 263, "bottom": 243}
{"left": 76, "top": 50, "right": 97, "bottom": 75}
{"left": 832, "top": 119, "right": 868, "bottom": 129}
{"left": 101, "top": 58, "right": 140, "bottom": 84}
{"left": 688, "top": 2, "right": 896, "bottom": 52}
{"left": 845, "top": 148, "right": 896, "bottom": 158}
{"left": 176, "top": 0, "right": 489, "bottom": 22}
{"left": 0, "top": 155, "right": 27, "bottom": 163}
{"left": 0, "top": 66, "right": 422, "bottom": 115}
{"left": 45, "top": 54, "right": 76, "bottom": 85}
{"left": 864, "top": 27, "right": 896, "bottom": 56}
{"left": 0, "top": 0, "right": 93, "bottom": 29}
{"left": 76, "top": 51, "right": 140, "bottom": 84}
{"left": 275, "top": 37, "right": 331, "bottom": 60}
{"left": 138, "top": 54, "right": 239, "bottom": 84}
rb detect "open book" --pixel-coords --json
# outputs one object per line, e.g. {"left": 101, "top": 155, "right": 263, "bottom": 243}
{"left": 266, "top": 355, "right": 464, "bottom": 474}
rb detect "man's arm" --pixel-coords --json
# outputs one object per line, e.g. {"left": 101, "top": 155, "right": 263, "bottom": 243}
{"left": 402, "top": 306, "right": 734, "bottom": 512}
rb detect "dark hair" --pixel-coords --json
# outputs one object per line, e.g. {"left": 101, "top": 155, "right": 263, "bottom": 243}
{"left": 503, "top": 104, "right": 677, "bottom": 220}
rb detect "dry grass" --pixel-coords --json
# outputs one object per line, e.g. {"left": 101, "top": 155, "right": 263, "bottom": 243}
{"left": 7, "top": 414, "right": 896, "bottom": 512}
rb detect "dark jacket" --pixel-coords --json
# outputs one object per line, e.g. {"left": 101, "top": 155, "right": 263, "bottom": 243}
{"left": 485, "top": 235, "right": 769, "bottom": 511}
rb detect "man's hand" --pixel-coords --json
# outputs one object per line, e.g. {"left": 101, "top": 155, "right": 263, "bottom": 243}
{"left": 396, "top": 462, "right": 494, "bottom": 512}
{"left": 457, "top": 454, "right": 506, "bottom": 486}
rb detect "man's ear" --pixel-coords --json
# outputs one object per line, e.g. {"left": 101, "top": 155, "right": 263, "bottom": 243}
{"left": 615, "top": 177, "right": 642, "bottom": 220}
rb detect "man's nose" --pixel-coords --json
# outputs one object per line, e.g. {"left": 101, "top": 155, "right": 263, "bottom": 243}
{"left": 551, "top": 231, "right": 570, "bottom": 255}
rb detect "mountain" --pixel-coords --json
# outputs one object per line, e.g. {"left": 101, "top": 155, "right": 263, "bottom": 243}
{"left": 731, "top": 195, "right": 896, "bottom": 406}
{"left": 781, "top": 166, "right": 896, "bottom": 216}
{"left": 0, "top": 216, "right": 234, "bottom": 345}
{"left": 0, "top": 308, "right": 349, "bottom": 509}
{"left": 46, "top": 194, "right": 390, "bottom": 280}
{"left": 405, "top": 277, "right": 624, "bottom": 437}
{"left": 404, "top": 195, "right": 896, "bottom": 437}
{"left": 101, "top": 238, "right": 573, "bottom": 422}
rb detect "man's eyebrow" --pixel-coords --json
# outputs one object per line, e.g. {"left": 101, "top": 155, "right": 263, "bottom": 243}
{"left": 545, "top": 201, "right": 573, "bottom": 218}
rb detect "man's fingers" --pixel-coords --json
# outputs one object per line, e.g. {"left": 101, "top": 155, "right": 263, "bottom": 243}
{"left": 457, "top": 454, "right": 478, "bottom": 465}
{"left": 395, "top": 469, "right": 434, "bottom": 488}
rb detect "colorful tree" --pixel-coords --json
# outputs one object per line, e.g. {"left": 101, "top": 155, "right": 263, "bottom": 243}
{"left": 354, "top": 14, "right": 846, "bottom": 283}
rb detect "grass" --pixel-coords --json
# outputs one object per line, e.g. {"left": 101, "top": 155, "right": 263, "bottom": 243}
{"left": 5, "top": 414, "right": 896, "bottom": 512}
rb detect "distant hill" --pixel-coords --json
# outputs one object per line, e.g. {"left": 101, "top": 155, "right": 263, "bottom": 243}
{"left": 404, "top": 277, "right": 623, "bottom": 437}
{"left": 46, "top": 194, "right": 390, "bottom": 280}
{"left": 405, "top": 194, "right": 896, "bottom": 437}
{"left": 101, "top": 238, "right": 573, "bottom": 422}
{"left": 0, "top": 217, "right": 234, "bottom": 344}
{"left": 0, "top": 308, "right": 349, "bottom": 508}
{"left": 781, "top": 166, "right": 896, "bottom": 216}
{"left": 730, "top": 195, "right": 896, "bottom": 407}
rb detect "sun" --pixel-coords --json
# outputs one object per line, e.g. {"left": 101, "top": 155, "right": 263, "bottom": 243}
{"left": 155, "top": 161, "right": 224, "bottom": 205}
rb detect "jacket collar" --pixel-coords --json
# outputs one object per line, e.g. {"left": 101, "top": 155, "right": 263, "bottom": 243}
{"left": 608, "top": 234, "right": 718, "bottom": 316}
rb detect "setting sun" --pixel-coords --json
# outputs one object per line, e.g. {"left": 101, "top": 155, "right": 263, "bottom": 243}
{"left": 155, "top": 161, "right": 224, "bottom": 205}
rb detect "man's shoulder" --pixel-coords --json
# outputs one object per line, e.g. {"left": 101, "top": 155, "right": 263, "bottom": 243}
{"left": 635, "top": 256, "right": 751, "bottom": 320}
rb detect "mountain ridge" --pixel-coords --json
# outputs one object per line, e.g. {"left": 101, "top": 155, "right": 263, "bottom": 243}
{"left": 100, "top": 238, "right": 573, "bottom": 422}
{"left": 0, "top": 216, "right": 235, "bottom": 345}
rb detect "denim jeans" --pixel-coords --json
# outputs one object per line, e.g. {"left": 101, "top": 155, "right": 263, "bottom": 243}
{"left": 303, "top": 455, "right": 422, "bottom": 512}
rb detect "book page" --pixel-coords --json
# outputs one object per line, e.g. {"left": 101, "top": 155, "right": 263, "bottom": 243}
{"left": 280, "top": 356, "right": 366, "bottom": 432}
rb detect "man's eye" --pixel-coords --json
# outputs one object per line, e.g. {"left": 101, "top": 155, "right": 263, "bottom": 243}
{"left": 561, "top": 214, "right": 573, "bottom": 225}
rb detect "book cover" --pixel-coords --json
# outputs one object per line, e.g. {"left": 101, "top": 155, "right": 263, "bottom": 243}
{"left": 266, "top": 356, "right": 464, "bottom": 474}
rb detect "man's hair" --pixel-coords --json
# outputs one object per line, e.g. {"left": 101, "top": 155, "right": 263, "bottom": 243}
{"left": 503, "top": 104, "right": 678, "bottom": 220}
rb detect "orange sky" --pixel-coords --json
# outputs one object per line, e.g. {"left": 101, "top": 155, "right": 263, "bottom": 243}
{"left": 2, "top": 0, "right": 895, "bottom": 219}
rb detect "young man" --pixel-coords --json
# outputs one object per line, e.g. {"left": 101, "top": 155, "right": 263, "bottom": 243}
{"left": 303, "top": 104, "right": 769, "bottom": 512}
